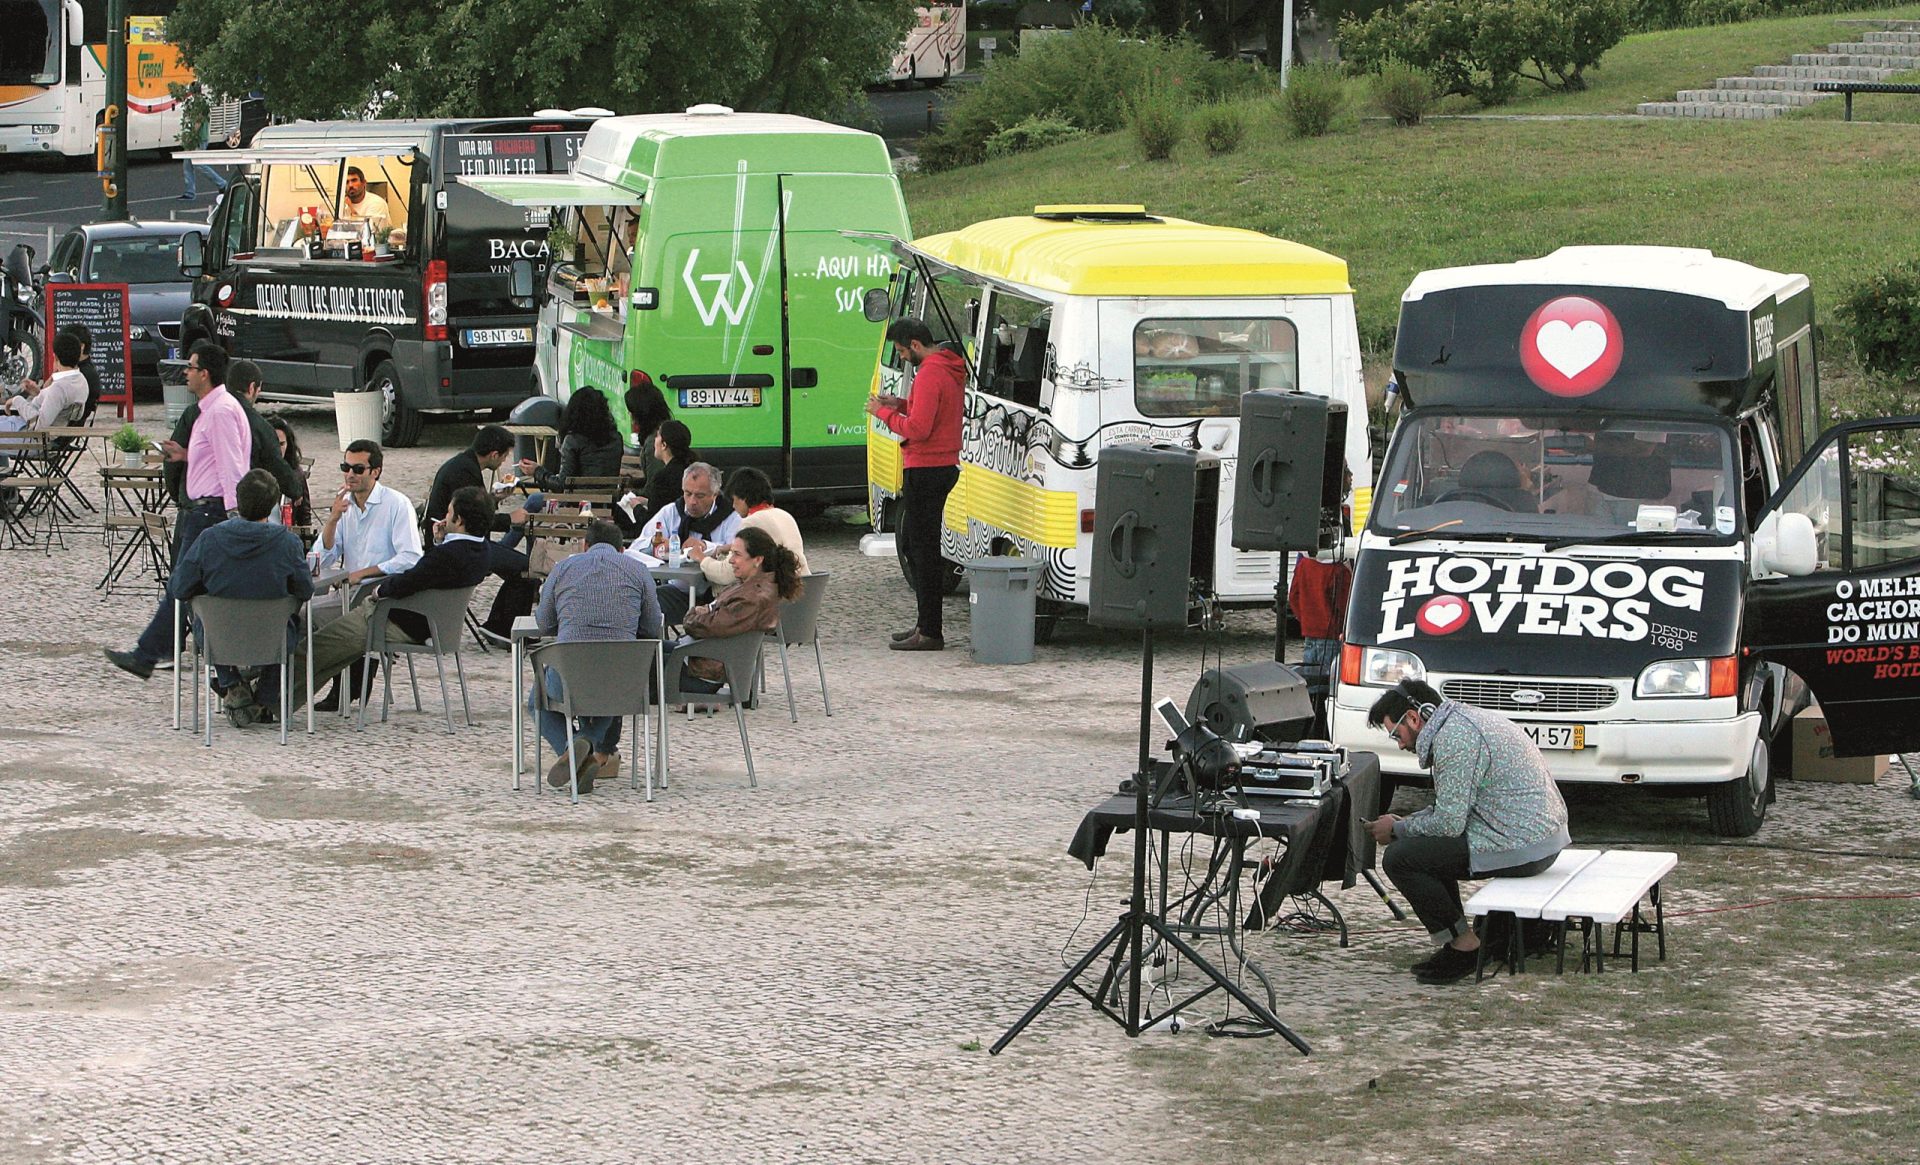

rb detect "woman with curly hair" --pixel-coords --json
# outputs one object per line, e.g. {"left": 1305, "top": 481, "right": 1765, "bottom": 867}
{"left": 677, "top": 525, "right": 800, "bottom": 693}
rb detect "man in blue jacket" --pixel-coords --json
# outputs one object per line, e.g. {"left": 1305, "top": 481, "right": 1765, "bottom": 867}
{"left": 170, "top": 469, "right": 313, "bottom": 727}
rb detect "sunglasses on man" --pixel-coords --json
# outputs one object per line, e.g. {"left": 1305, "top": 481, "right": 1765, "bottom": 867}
{"left": 339, "top": 462, "right": 373, "bottom": 474}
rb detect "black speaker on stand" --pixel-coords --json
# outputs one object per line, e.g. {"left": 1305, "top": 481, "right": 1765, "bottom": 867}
{"left": 1233, "top": 392, "right": 1348, "bottom": 663}
{"left": 993, "top": 443, "right": 1309, "bottom": 1057}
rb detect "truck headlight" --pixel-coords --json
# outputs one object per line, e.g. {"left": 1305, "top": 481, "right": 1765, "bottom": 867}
{"left": 1635, "top": 656, "right": 1737, "bottom": 699}
{"left": 1341, "top": 644, "right": 1425, "bottom": 687}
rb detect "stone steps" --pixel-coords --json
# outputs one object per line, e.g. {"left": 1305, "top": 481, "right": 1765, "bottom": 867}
{"left": 1640, "top": 24, "right": 1920, "bottom": 119}
{"left": 1635, "top": 101, "right": 1786, "bottom": 119}
{"left": 1674, "top": 87, "right": 1824, "bottom": 105}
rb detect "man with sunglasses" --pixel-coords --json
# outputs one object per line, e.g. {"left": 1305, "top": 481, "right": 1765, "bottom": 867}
{"left": 1365, "top": 678, "right": 1570, "bottom": 984}
{"left": 105, "top": 342, "right": 253, "bottom": 680}
{"left": 317, "top": 439, "right": 422, "bottom": 585}
{"left": 626, "top": 461, "right": 741, "bottom": 625}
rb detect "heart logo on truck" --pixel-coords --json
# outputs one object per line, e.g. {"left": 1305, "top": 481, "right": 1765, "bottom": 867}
{"left": 1519, "top": 295, "right": 1623, "bottom": 397}
{"left": 1415, "top": 596, "right": 1471, "bottom": 635}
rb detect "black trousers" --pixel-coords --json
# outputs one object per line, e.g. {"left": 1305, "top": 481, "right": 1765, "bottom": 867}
{"left": 1381, "top": 833, "right": 1557, "bottom": 945}
{"left": 902, "top": 464, "right": 959, "bottom": 639}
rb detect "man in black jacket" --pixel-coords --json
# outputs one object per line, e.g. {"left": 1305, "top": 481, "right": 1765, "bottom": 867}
{"left": 426, "top": 424, "right": 539, "bottom": 643}
{"left": 288, "top": 485, "right": 494, "bottom": 709}
{"left": 169, "top": 469, "right": 314, "bottom": 727}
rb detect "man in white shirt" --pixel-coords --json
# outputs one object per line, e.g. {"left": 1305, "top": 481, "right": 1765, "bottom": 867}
{"left": 340, "top": 167, "right": 391, "bottom": 233}
{"left": 318, "top": 439, "right": 422, "bottom": 582}
{"left": 4, "top": 331, "right": 89, "bottom": 429}
{"left": 306, "top": 438, "right": 422, "bottom": 708}
{"left": 626, "top": 461, "right": 742, "bottom": 624}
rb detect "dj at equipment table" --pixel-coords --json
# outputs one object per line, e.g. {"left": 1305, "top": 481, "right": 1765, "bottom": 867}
{"left": 1068, "top": 751, "right": 1382, "bottom": 931}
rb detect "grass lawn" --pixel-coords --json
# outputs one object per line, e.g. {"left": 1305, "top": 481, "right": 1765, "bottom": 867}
{"left": 903, "top": 115, "right": 1920, "bottom": 350}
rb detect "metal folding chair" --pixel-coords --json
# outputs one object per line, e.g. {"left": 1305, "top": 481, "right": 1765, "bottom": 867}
{"left": 175, "top": 594, "right": 302, "bottom": 746}
{"left": 357, "top": 584, "right": 479, "bottom": 734}
{"left": 0, "top": 430, "right": 66, "bottom": 553}
{"left": 763, "top": 571, "right": 832, "bottom": 723}
{"left": 664, "top": 630, "right": 767, "bottom": 789}
{"left": 527, "top": 638, "right": 668, "bottom": 804}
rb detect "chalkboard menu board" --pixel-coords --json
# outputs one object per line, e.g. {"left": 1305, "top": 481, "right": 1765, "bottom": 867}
{"left": 46, "top": 282, "right": 132, "bottom": 422}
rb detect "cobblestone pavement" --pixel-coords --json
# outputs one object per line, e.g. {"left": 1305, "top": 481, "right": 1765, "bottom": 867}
{"left": 7, "top": 406, "right": 1918, "bottom": 1164}
{"left": 0, "top": 406, "right": 1323, "bottom": 1164}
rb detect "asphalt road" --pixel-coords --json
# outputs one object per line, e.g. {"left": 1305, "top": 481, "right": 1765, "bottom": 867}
{"left": 0, "top": 153, "right": 220, "bottom": 255}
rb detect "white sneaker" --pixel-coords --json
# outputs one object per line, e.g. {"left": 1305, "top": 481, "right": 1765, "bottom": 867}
{"left": 152, "top": 658, "right": 176, "bottom": 671}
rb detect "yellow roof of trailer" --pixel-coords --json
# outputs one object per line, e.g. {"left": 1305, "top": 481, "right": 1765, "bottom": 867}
{"left": 912, "top": 208, "right": 1352, "bottom": 298}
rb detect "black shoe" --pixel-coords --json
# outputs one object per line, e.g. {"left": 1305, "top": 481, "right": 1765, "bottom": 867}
{"left": 1409, "top": 949, "right": 1448, "bottom": 976}
{"left": 889, "top": 631, "right": 944, "bottom": 652}
{"left": 890, "top": 627, "right": 919, "bottom": 643}
{"left": 1415, "top": 944, "right": 1482, "bottom": 985}
{"left": 313, "top": 682, "right": 341, "bottom": 713}
{"left": 104, "top": 648, "right": 154, "bottom": 680}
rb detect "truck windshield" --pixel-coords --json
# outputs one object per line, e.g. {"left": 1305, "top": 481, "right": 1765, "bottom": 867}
{"left": 1370, "top": 414, "right": 1738, "bottom": 543}
{"left": 0, "top": 0, "right": 60, "bottom": 85}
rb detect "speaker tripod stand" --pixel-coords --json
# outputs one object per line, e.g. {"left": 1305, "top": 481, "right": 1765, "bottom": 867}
{"left": 990, "top": 629, "right": 1310, "bottom": 1056}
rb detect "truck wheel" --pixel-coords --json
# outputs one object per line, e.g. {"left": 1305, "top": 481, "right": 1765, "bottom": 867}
{"left": 2, "top": 327, "right": 41, "bottom": 391}
{"left": 367, "top": 359, "right": 423, "bottom": 447}
{"left": 1707, "top": 735, "right": 1770, "bottom": 837}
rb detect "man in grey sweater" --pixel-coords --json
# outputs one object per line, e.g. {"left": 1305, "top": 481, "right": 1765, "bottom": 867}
{"left": 1366, "top": 678, "right": 1570, "bottom": 984}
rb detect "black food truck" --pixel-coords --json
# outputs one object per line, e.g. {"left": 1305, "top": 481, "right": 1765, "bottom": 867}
{"left": 1329, "top": 246, "right": 1920, "bottom": 836}
{"left": 176, "top": 117, "right": 594, "bottom": 446}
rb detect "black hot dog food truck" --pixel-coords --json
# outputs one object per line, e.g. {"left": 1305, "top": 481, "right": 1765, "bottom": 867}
{"left": 1330, "top": 246, "right": 1920, "bottom": 836}
{"left": 177, "top": 116, "right": 595, "bottom": 446}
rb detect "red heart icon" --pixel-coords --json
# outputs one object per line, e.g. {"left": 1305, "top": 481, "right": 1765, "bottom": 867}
{"left": 1519, "top": 295, "right": 1623, "bottom": 397}
{"left": 1415, "top": 596, "right": 1471, "bottom": 635}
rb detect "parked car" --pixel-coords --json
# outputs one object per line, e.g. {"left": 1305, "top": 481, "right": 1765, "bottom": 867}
{"left": 38, "top": 220, "right": 211, "bottom": 390}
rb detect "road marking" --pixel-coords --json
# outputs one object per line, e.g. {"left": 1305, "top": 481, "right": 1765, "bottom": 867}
{"left": 0, "top": 197, "right": 211, "bottom": 221}
{"left": 0, "top": 196, "right": 30, "bottom": 204}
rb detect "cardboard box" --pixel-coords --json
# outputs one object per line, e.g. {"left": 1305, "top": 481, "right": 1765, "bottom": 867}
{"left": 1789, "top": 707, "right": 1889, "bottom": 784}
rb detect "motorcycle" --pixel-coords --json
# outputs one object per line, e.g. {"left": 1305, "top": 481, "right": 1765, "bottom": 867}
{"left": 2, "top": 243, "right": 42, "bottom": 393}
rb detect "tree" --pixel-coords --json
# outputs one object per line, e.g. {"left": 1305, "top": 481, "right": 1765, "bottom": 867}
{"left": 167, "top": 0, "right": 917, "bottom": 122}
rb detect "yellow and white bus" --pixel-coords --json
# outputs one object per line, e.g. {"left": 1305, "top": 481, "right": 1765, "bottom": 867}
{"left": 868, "top": 205, "right": 1373, "bottom": 632}
{"left": 0, "top": 1, "right": 202, "bottom": 160}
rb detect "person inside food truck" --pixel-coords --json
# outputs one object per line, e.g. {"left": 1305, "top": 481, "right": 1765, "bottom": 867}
{"left": 341, "top": 167, "right": 391, "bottom": 233}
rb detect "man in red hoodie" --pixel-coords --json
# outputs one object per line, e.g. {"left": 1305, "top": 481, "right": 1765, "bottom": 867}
{"left": 868, "top": 318, "right": 966, "bottom": 651}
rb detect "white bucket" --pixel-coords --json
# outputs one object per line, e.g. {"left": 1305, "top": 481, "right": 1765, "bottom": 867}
{"left": 333, "top": 390, "right": 385, "bottom": 451}
{"left": 161, "top": 380, "right": 194, "bottom": 426}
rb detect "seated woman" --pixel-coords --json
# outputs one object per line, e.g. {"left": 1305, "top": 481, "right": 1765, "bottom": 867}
{"left": 268, "top": 416, "right": 313, "bottom": 527}
{"left": 674, "top": 525, "right": 801, "bottom": 695}
{"left": 502, "top": 387, "right": 626, "bottom": 550}
{"left": 637, "top": 418, "right": 695, "bottom": 526}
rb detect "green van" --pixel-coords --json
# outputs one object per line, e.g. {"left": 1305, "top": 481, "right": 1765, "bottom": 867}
{"left": 463, "top": 105, "right": 909, "bottom": 504}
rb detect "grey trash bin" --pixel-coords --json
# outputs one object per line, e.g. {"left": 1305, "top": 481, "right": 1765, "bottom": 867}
{"left": 966, "top": 557, "right": 1042, "bottom": 664}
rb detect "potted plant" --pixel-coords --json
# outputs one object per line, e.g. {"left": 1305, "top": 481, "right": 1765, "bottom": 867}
{"left": 546, "top": 221, "right": 576, "bottom": 264}
{"left": 110, "top": 423, "right": 147, "bottom": 467}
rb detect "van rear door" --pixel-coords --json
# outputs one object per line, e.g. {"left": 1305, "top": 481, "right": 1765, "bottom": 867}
{"left": 1744, "top": 416, "right": 1920, "bottom": 756}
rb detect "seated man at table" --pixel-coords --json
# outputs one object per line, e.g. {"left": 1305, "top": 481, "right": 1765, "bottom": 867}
{"left": 626, "top": 461, "right": 741, "bottom": 625}
{"left": 684, "top": 466, "right": 809, "bottom": 589}
{"left": 1365, "top": 678, "right": 1569, "bottom": 985}
{"left": 169, "top": 468, "right": 313, "bottom": 727}
{"left": 291, "top": 485, "right": 494, "bottom": 710}
{"left": 424, "top": 424, "right": 539, "bottom": 641}
{"left": 535, "top": 518, "right": 662, "bottom": 794}
{"left": 306, "top": 439, "right": 423, "bottom": 706}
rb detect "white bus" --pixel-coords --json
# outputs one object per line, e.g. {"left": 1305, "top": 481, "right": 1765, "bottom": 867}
{"left": 0, "top": 1, "right": 219, "bottom": 160}
{"left": 884, "top": 5, "right": 966, "bottom": 85}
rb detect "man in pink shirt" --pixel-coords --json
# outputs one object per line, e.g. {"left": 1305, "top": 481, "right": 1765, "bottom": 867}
{"left": 105, "top": 342, "right": 255, "bottom": 679}
{"left": 867, "top": 317, "right": 966, "bottom": 652}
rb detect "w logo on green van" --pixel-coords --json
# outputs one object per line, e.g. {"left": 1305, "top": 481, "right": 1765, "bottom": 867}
{"left": 681, "top": 249, "right": 757, "bottom": 327}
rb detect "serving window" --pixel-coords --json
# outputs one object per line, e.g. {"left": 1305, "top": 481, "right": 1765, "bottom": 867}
{"left": 1133, "top": 317, "right": 1296, "bottom": 418}
{"left": 257, "top": 154, "right": 412, "bottom": 254}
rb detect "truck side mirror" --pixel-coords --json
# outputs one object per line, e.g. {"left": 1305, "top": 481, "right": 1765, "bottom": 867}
{"left": 66, "top": 1, "right": 84, "bottom": 45}
{"left": 507, "top": 258, "right": 536, "bottom": 300}
{"left": 178, "top": 231, "right": 205, "bottom": 279}
{"left": 1752, "top": 511, "right": 1818, "bottom": 578}
{"left": 862, "top": 287, "right": 890, "bottom": 322}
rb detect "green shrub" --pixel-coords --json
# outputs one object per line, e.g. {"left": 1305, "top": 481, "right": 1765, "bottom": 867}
{"left": 1282, "top": 63, "right": 1346, "bottom": 137}
{"left": 1342, "top": 0, "right": 1627, "bottom": 104}
{"left": 983, "top": 112, "right": 1088, "bottom": 159}
{"left": 1625, "top": 0, "right": 1898, "bottom": 32}
{"left": 1194, "top": 101, "right": 1248, "bottom": 155}
{"left": 1372, "top": 59, "right": 1436, "bottom": 125}
{"left": 1127, "top": 83, "right": 1186, "bottom": 161}
{"left": 1838, "top": 260, "right": 1920, "bottom": 385}
{"left": 916, "top": 22, "right": 1268, "bottom": 171}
